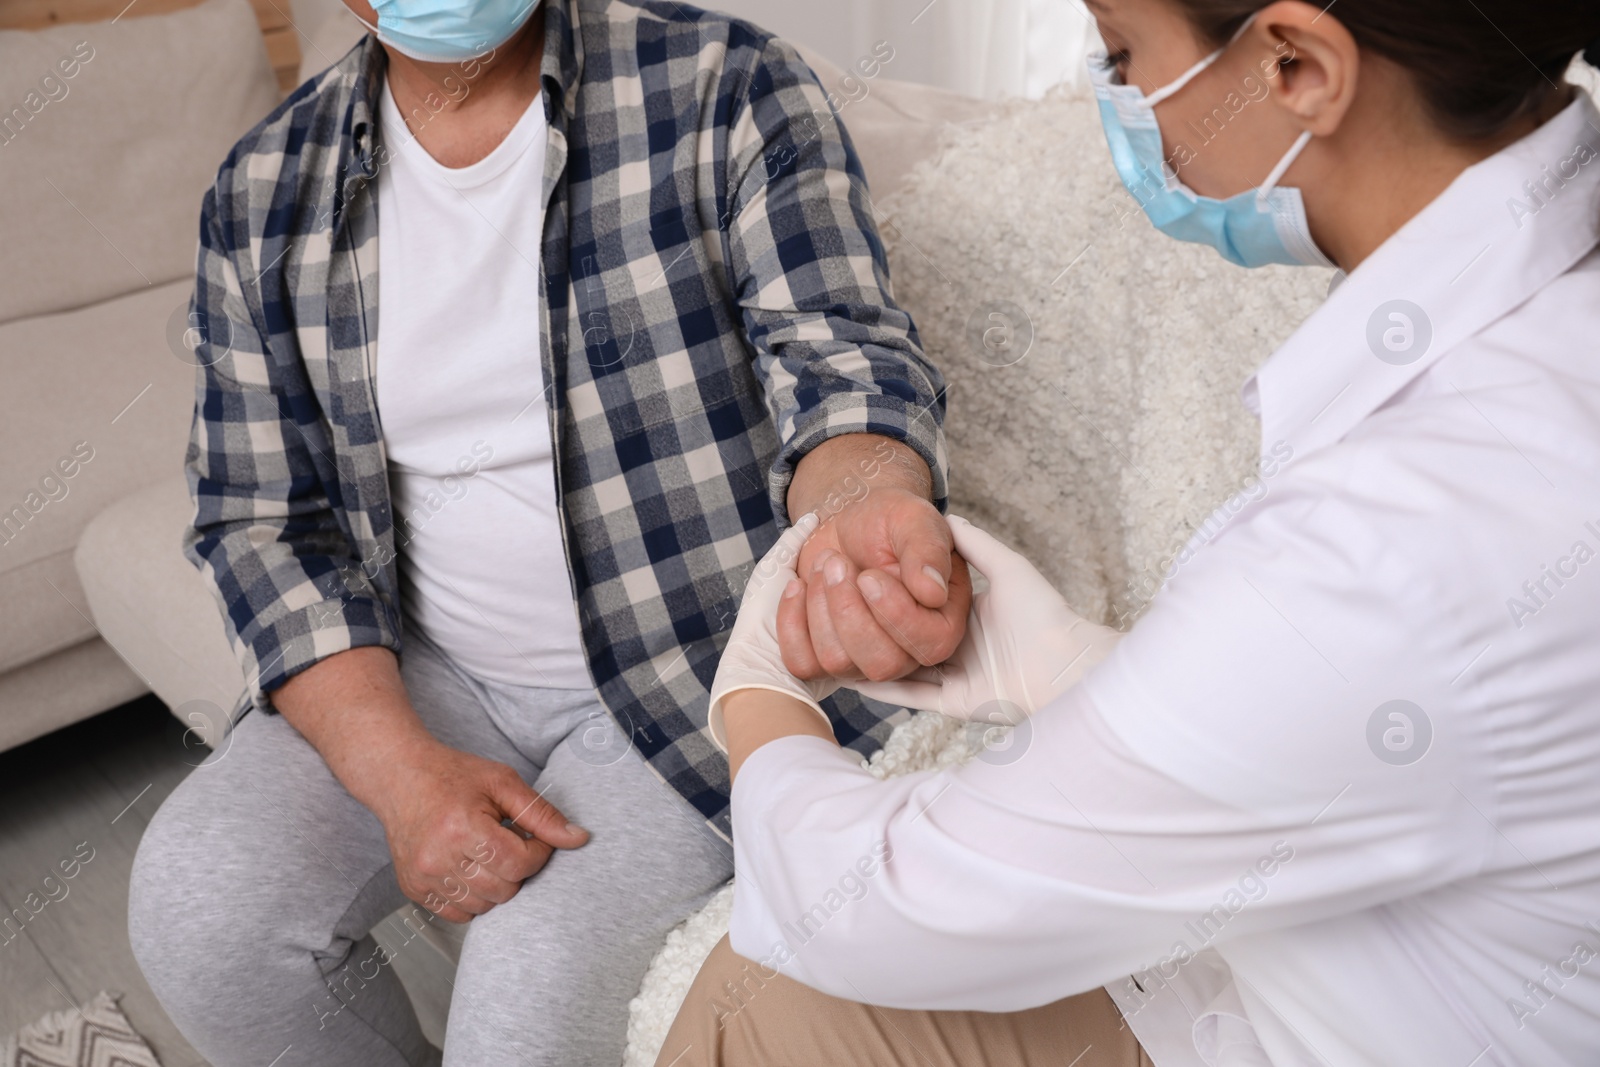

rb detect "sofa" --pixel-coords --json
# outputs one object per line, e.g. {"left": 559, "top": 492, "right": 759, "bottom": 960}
{"left": 0, "top": 0, "right": 284, "bottom": 755}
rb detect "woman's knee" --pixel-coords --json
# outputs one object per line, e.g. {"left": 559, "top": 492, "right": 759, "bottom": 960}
{"left": 655, "top": 935, "right": 805, "bottom": 1067}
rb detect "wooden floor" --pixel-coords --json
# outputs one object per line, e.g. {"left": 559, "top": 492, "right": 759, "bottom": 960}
{"left": 0, "top": 696, "right": 209, "bottom": 1064}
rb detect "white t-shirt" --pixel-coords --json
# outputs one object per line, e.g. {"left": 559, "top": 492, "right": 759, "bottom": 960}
{"left": 374, "top": 74, "right": 589, "bottom": 690}
{"left": 727, "top": 93, "right": 1600, "bottom": 1066}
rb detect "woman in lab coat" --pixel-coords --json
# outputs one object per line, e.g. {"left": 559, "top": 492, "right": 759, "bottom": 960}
{"left": 657, "top": 1, "right": 1600, "bottom": 1064}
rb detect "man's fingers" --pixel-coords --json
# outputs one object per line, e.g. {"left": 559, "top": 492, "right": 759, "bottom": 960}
{"left": 889, "top": 508, "right": 957, "bottom": 610}
{"left": 472, "top": 821, "right": 556, "bottom": 887}
{"left": 408, "top": 869, "right": 492, "bottom": 923}
{"left": 805, "top": 551, "right": 861, "bottom": 678}
{"left": 425, "top": 900, "right": 476, "bottom": 925}
{"left": 433, "top": 878, "right": 496, "bottom": 917}
{"left": 777, "top": 577, "right": 827, "bottom": 679}
{"left": 856, "top": 558, "right": 972, "bottom": 667}
{"left": 451, "top": 847, "right": 518, "bottom": 904}
{"left": 488, "top": 771, "right": 588, "bottom": 850}
{"left": 820, "top": 553, "right": 919, "bottom": 682}
{"left": 423, "top": 817, "right": 558, "bottom": 923}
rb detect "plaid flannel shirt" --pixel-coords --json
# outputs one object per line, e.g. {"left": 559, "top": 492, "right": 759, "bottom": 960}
{"left": 182, "top": 0, "right": 948, "bottom": 839}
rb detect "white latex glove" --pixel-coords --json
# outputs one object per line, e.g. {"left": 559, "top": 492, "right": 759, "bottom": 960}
{"left": 707, "top": 510, "right": 839, "bottom": 753}
{"left": 853, "top": 515, "right": 1122, "bottom": 721}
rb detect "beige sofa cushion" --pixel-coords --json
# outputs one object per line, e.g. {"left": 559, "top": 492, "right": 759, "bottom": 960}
{"left": 0, "top": 279, "right": 196, "bottom": 675}
{"left": 76, "top": 476, "right": 246, "bottom": 739}
{"left": 876, "top": 88, "right": 1334, "bottom": 627}
{"left": 0, "top": 638, "right": 147, "bottom": 754}
{"left": 0, "top": 0, "right": 279, "bottom": 323}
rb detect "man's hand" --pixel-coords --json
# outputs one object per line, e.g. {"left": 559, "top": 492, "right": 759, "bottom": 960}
{"left": 270, "top": 646, "right": 589, "bottom": 925}
{"left": 780, "top": 436, "right": 971, "bottom": 682}
{"left": 372, "top": 736, "right": 590, "bottom": 924}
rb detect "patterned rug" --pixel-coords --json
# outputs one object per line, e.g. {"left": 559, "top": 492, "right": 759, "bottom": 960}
{"left": 2, "top": 992, "right": 162, "bottom": 1067}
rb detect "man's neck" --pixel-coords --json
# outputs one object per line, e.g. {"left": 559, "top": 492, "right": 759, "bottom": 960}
{"left": 382, "top": 10, "right": 547, "bottom": 169}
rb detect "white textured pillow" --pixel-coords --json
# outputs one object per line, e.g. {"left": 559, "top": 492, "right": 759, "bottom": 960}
{"left": 0, "top": 0, "right": 279, "bottom": 323}
{"left": 879, "top": 85, "right": 1332, "bottom": 626}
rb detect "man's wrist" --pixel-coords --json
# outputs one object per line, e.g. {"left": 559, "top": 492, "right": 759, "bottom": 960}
{"left": 354, "top": 728, "right": 442, "bottom": 824}
{"left": 786, "top": 433, "right": 933, "bottom": 524}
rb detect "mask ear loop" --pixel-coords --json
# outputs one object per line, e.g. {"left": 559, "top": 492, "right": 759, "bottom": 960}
{"left": 346, "top": 7, "right": 384, "bottom": 37}
{"left": 1141, "top": 11, "right": 1261, "bottom": 107}
{"left": 1255, "top": 129, "right": 1315, "bottom": 204}
{"left": 1141, "top": 47, "right": 1226, "bottom": 106}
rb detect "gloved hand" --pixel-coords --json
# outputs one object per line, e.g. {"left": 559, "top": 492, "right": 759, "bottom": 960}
{"left": 707, "top": 511, "right": 839, "bottom": 753}
{"left": 853, "top": 515, "right": 1122, "bottom": 721}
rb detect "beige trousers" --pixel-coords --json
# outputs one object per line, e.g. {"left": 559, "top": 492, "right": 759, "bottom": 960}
{"left": 655, "top": 934, "right": 1155, "bottom": 1067}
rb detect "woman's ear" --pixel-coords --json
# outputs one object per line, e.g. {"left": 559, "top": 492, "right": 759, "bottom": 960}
{"left": 1256, "top": 0, "right": 1361, "bottom": 138}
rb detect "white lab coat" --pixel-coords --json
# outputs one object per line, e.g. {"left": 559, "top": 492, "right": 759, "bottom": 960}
{"left": 727, "top": 91, "right": 1600, "bottom": 1066}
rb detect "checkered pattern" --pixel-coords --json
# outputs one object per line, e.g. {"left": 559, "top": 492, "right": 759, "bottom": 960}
{"left": 181, "top": 0, "right": 948, "bottom": 838}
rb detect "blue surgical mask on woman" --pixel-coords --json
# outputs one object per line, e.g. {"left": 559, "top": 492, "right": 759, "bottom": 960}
{"left": 352, "top": 0, "right": 540, "bottom": 63}
{"left": 1086, "top": 14, "right": 1334, "bottom": 269}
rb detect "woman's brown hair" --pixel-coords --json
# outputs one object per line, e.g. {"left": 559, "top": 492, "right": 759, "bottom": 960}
{"left": 1174, "top": 0, "right": 1600, "bottom": 143}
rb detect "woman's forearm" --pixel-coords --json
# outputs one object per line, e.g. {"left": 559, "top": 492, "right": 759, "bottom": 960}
{"left": 722, "top": 687, "right": 837, "bottom": 779}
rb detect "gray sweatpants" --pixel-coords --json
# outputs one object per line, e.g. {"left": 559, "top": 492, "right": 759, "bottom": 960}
{"left": 127, "top": 624, "right": 735, "bottom": 1067}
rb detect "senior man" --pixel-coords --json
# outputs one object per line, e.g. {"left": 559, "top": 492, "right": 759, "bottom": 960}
{"left": 126, "top": 1, "right": 968, "bottom": 1065}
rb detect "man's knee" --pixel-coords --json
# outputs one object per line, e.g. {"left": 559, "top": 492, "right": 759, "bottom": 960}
{"left": 127, "top": 780, "right": 254, "bottom": 991}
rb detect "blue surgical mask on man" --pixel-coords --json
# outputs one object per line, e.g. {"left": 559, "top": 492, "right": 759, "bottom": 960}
{"left": 352, "top": 0, "right": 540, "bottom": 63}
{"left": 1086, "top": 14, "right": 1334, "bottom": 269}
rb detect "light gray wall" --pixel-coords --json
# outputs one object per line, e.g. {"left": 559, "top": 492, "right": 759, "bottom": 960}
{"left": 287, "top": 0, "right": 351, "bottom": 70}
{"left": 285, "top": 0, "right": 1104, "bottom": 100}
{"left": 707, "top": 0, "right": 1099, "bottom": 100}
